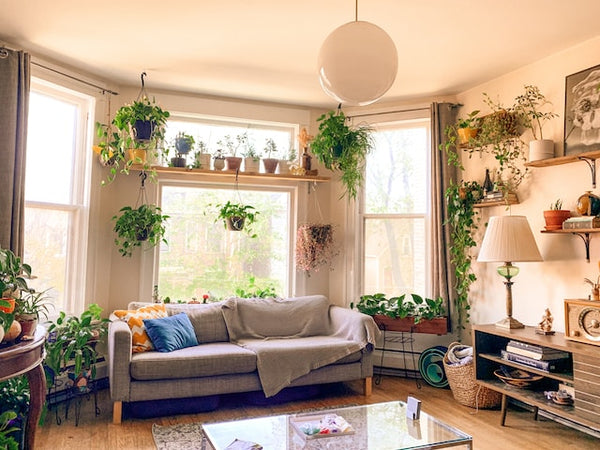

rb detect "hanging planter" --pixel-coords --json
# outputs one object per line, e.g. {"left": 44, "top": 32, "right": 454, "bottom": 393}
{"left": 295, "top": 224, "right": 337, "bottom": 273}
{"left": 215, "top": 201, "right": 259, "bottom": 237}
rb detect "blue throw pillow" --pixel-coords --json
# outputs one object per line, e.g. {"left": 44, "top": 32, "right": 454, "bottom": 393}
{"left": 143, "top": 313, "right": 199, "bottom": 352}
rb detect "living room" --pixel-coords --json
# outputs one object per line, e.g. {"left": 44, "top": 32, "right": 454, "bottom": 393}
{"left": 1, "top": 1, "right": 600, "bottom": 449}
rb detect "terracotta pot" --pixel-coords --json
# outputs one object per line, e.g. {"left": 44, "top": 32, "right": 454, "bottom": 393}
{"left": 170, "top": 156, "right": 186, "bottom": 167}
{"left": 16, "top": 314, "right": 38, "bottom": 339}
{"left": 262, "top": 158, "right": 279, "bottom": 174}
{"left": 543, "top": 210, "right": 571, "bottom": 230}
{"left": 225, "top": 156, "right": 242, "bottom": 171}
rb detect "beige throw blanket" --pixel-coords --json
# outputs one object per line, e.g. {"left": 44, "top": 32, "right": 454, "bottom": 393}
{"left": 221, "top": 296, "right": 379, "bottom": 397}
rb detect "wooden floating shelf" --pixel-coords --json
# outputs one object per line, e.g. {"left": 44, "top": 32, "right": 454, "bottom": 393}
{"left": 132, "top": 165, "right": 330, "bottom": 183}
{"left": 474, "top": 193, "right": 519, "bottom": 208}
{"left": 525, "top": 149, "right": 600, "bottom": 168}
{"left": 541, "top": 228, "right": 600, "bottom": 262}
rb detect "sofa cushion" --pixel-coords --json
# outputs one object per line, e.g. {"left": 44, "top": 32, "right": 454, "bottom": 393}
{"left": 144, "top": 313, "right": 199, "bottom": 352}
{"left": 113, "top": 304, "right": 168, "bottom": 353}
{"left": 166, "top": 302, "right": 229, "bottom": 343}
{"left": 222, "top": 295, "right": 330, "bottom": 341}
{"left": 130, "top": 342, "right": 257, "bottom": 380}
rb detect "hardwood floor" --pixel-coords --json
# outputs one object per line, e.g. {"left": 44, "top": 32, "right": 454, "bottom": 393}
{"left": 35, "top": 376, "right": 598, "bottom": 449}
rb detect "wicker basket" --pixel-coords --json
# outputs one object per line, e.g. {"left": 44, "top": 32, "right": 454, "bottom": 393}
{"left": 443, "top": 342, "right": 502, "bottom": 409}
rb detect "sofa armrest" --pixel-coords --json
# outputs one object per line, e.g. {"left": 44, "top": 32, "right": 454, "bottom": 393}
{"left": 329, "top": 306, "right": 381, "bottom": 349}
{"left": 108, "top": 320, "right": 132, "bottom": 402}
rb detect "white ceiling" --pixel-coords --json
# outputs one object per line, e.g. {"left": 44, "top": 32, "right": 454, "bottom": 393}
{"left": 1, "top": 0, "right": 600, "bottom": 108}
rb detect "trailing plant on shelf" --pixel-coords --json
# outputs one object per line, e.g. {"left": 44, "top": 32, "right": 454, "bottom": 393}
{"left": 445, "top": 180, "right": 482, "bottom": 330}
{"left": 310, "top": 108, "right": 373, "bottom": 199}
{"left": 214, "top": 201, "right": 259, "bottom": 237}
{"left": 112, "top": 204, "right": 169, "bottom": 257}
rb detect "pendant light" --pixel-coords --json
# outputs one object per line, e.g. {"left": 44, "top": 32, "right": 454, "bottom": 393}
{"left": 318, "top": 0, "right": 398, "bottom": 106}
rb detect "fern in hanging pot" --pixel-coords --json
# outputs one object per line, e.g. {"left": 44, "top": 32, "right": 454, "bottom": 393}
{"left": 112, "top": 204, "right": 169, "bottom": 257}
{"left": 310, "top": 108, "right": 374, "bottom": 199}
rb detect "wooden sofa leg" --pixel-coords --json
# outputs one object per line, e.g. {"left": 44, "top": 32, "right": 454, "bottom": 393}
{"left": 113, "top": 401, "right": 122, "bottom": 424}
{"left": 364, "top": 377, "right": 372, "bottom": 396}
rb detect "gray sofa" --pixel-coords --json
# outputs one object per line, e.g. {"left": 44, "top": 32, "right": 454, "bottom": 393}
{"left": 108, "top": 295, "right": 379, "bottom": 423}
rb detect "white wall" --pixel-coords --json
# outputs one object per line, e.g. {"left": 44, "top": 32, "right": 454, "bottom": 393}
{"left": 456, "top": 36, "right": 600, "bottom": 340}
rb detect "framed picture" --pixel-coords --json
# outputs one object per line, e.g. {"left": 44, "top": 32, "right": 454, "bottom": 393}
{"left": 564, "top": 63, "right": 600, "bottom": 156}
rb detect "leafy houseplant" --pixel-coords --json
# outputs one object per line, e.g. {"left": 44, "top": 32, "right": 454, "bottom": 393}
{"left": 515, "top": 85, "right": 558, "bottom": 161}
{"left": 310, "top": 109, "right": 373, "bottom": 199}
{"left": 295, "top": 224, "right": 337, "bottom": 274}
{"left": 351, "top": 293, "right": 447, "bottom": 334}
{"left": 0, "top": 411, "right": 19, "bottom": 450}
{"left": 191, "top": 140, "right": 210, "bottom": 169}
{"left": 0, "top": 375, "right": 29, "bottom": 448}
{"left": 456, "top": 110, "right": 480, "bottom": 145}
{"left": 215, "top": 201, "right": 259, "bottom": 237}
{"left": 234, "top": 276, "right": 278, "bottom": 298}
{"left": 44, "top": 304, "right": 109, "bottom": 390}
{"left": 112, "top": 204, "right": 169, "bottom": 257}
{"left": 0, "top": 247, "right": 32, "bottom": 335}
{"left": 14, "top": 289, "right": 53, "bottom": 338}
{"left": 543, "top": 198, "right": 571, "bottom": 231}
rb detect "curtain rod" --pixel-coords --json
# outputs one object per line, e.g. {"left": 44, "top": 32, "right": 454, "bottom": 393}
{"left": 348, "top": 106, "right": 430, "bottom": 119}
{"left": 31, "top": 60, "right": 119, "bottom": 96}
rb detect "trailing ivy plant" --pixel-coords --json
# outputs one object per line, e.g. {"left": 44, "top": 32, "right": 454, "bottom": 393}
{"left": 112, "top": 204, "right": 169, "bottom": 257}
{"left": 445, "top": 179, "right": 482, "bottom": 330}
{"left": 310, "top": 108, "right": 373, "bottom": 199}
{"left": 350, "top": 293, "right": 446, "bottom": 324}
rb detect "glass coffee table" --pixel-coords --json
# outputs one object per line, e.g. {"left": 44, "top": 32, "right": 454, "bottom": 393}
{"left": 202, "top": 401, "right": 472, "bottom": 449}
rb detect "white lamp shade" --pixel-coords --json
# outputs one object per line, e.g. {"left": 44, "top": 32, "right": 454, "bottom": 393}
{"left": 318, "top": 21, "right": 398, "bottom": 106}
{"left": 477, "top": 215, "right": 543, "bottom": 263}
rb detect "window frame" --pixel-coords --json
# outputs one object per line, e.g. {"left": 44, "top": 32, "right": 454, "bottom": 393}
{"left": 25, "top": 77, "right": 94, "bottom": 314}
{"left": 356, "top": 109, "right": 432, "bottom": 298}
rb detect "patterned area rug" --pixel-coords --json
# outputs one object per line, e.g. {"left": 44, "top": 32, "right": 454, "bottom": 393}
{"left": 152, "top": 404, "right": 358, "bottom": 450}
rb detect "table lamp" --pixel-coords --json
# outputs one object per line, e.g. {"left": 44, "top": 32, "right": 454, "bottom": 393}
{"left": 477, "top": 215, "right": 543, "bottom": 328}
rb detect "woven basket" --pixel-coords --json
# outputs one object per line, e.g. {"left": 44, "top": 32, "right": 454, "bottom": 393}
{"left": 443, "top": 342, "right": 502, "bottom": 409}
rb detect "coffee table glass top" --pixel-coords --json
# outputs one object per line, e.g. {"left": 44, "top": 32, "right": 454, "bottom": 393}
{"left": 202, "top": 401, "right": 472, "bottom": 450}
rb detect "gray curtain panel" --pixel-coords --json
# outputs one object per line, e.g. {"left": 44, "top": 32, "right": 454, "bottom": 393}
{"left": 430, "top": 102, "right": 458, "bottom": 332}
{"left": 0, "top": 48, "right": 30, "bottom": 255}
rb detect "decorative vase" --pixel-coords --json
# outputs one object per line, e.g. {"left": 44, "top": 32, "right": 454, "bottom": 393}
{"left": 576, "top": 191, "right": 600, "bottom": 216}
{"left": 529, "top": 139, "right": 554, "bottom": 162}
{"left": 543, "top": 210, "right": 571, "bottom": 230}
{"left": 262, "top": 158, "right": 279, "bottom": 174}
{"left": 225, "top": 156, "right": 242, "bottom": 171}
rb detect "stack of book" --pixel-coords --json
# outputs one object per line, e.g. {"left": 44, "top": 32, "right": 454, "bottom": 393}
{"left": 501, "top": 340, "right": 570, "bottom": 373}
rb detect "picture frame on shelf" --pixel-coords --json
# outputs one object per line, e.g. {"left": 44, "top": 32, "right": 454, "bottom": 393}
{"left": 564, "top": 63, "right": 600, "bottom": 156}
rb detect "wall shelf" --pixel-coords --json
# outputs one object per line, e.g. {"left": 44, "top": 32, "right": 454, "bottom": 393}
{"left": 540, "top": 228, "right": 600, "bottom": 262}
{"left": 132, "top": 165, "right": 330, "bottom": 183}
{"left": 525, "top": 149, "right": 600, "bottom": 188}
{"left": 474, "top": 193, "right": 519, "bottom": 208}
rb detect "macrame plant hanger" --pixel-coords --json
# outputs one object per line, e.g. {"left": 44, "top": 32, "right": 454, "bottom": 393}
{"left": 136, "top": 171, "right": 149, "bottom": 208}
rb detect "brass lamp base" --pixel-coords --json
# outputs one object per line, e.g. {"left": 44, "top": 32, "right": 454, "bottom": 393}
{"left": 495, "top": 316, "right": 525, "bottom": 329}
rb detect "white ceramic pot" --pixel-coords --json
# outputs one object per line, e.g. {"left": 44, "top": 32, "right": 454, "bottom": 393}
{"left": 243, "top": 157, "right": 260, "bottom": 173}
{"left": 278, "top": 161, "right": 291, "bottom": 174}
{"left": 529, "top": 139, "right": 554, "bottom": 162}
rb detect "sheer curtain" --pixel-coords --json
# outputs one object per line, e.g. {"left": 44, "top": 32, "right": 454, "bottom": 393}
{"left": 0, "top": 48, "right": 30, "bottom": 255}
{"left": 430, "top": 102, "right": 458, "bottom": 332}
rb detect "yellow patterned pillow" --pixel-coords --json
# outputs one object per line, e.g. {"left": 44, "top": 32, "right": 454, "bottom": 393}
{"left": 113, "top": 304, "right": 168, "bottom": 352}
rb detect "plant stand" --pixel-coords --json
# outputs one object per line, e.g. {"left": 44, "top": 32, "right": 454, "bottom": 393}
{"left": 46, "top": 375, "right": 101, "bottom": 427}
{"left": 374, "top": 326, "right": 422, "bottom": 390}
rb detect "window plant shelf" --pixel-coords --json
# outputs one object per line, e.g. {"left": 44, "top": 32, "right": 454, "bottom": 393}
{"left": 131, "top": 165, "right": 330, "bottom": 183}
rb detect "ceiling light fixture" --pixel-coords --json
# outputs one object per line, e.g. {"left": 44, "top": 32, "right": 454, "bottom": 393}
{"left": 317, "top": 0, "right": 398, "bottom": 106}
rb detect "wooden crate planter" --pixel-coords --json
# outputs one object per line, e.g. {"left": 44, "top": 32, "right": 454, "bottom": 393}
{"left": 373, "top": 315, "right": 448, "bottom": 335}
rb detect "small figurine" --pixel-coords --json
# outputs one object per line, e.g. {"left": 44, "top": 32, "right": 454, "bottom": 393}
{"left": 536, "top": 308, "right": 555, "bottom": 335}
{"left": 298, "top": 127, "right": 313, "bottom": 149}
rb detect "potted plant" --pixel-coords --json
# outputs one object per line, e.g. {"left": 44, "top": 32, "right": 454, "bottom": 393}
{"left": 191, "top": 140, "right": 210, "bottom": 169}
{"left": 215, "top": 201, "right": 259, "bottom": 237}
{"left": 171, "top": 132, "right": 195, "bottom": 167}
{"left": 112, "top": 204, "right": 169, "bottom": 257}
{"left": 295, "top": 224, "right": 336, "bottom": 273}
{"left": 218, "top": 134, "right": 243, "bottom": 171}
{"left": 515, "top": 85, "right": 558, "bottom": 162}
{"left": 212, "top": 148, "right": 226, "bottom": 171}
{"left": 262, "top": 138, "right": 279, "bottom": 173}
{"left": 14, "top": 289, "right": 53, "bottom": 339}
{"left": 310, "top": 109, "right": 373, "bottom": 199}
{"left": 0, "top": 247, "right": 32, "bottom": 341}
{"left": 543, "top": 199, "right": 571, "bottom": 231}
{"left": 456, "top": 110, "right": 480, "bottom": 145}
{"left": 351, "top": 293, "right": 447, "bottom": 334}
{"left": 0, "top": 411, "right": 19, "bottom": 450}
{"left": 0, "top": 376, "right": 30, "bottom": 448}
{"left": 44, "top": 304, "right": 109, "bottom": 391}
{"left": 242, "top": 138, "right": 260, "bottom": 173}
{"left": 278, "top": 147, "right": 297, "bottom": 175}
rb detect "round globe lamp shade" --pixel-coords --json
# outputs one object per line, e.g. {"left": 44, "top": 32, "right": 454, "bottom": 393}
{"left": 318, "top": 21, "right": 398, "bottom": 106}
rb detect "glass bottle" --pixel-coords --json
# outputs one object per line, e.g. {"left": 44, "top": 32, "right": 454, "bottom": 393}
{"left": 483, "top": 169, "right": 494, "bottom": 194}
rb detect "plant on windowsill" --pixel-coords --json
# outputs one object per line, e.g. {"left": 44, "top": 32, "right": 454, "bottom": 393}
{"left": 191, "top": 140, "right": 210, "bottom": 169}
{"left": 310, "top": 107, "right": 373, "bottom": 199}
{"left": 214, "top": 201, "right": 259, "bottom": 237}
{"left": 351, "top": 293, "right": 447, "bottom": 334}
{"left": 262, "top": 138, "right": 279, "bottom": 173}
{"left": 112, "top": 204, "right": 169, "bottom": 257}
{"left": 44, "top": 304, "right": 109, "bottom": 393}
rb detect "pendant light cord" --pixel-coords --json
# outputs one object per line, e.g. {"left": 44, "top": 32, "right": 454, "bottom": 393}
{"left": 355, "top": 0, "right": 358, "bottom": 21}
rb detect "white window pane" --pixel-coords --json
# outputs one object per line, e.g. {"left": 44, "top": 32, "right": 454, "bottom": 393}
{"left": 363, "top": 218, "right": 425, "bottom": 295}
{"left": 158, "top": 185, "right": 290, "bottom": 300}
{"left": 25, "top": 92, "right": 77, "bottom": 204}
{"left": 365, "top": 124, "right": 428, "bottom": 214}
{"left": 23, "top": 207, "right": 69, "bottom": 311}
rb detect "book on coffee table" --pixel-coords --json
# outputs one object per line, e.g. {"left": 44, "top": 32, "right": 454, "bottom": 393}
{"left": 224, "top": 438, "right": 262, "bottom": 450}
{"left": 290, "top": 413, "right": 355, "bottom": 440}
